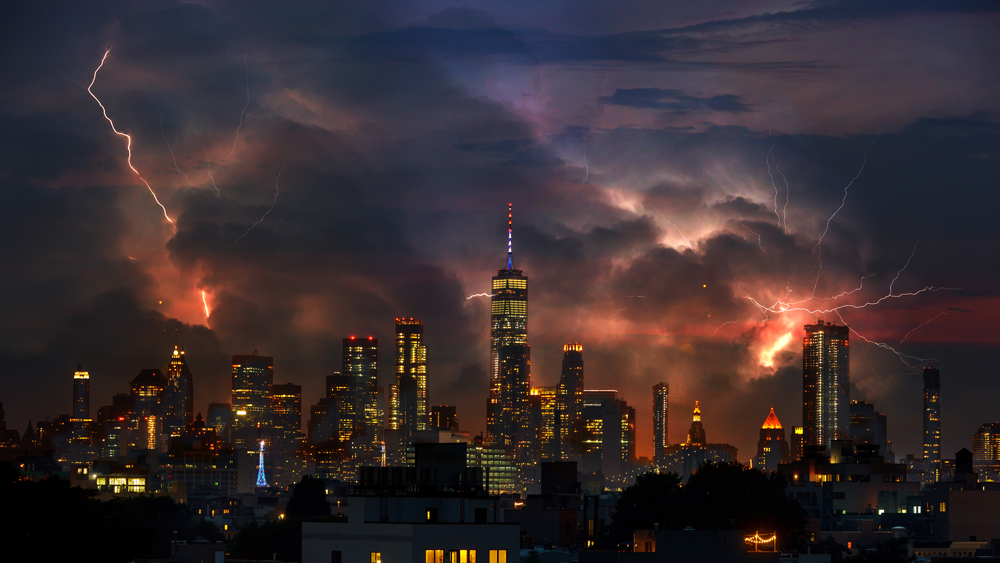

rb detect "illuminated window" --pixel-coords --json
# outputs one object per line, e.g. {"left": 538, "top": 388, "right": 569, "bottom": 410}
{"left": 370, "top": 553, "right": 381, "bottom": 563}
{"left": 939, "top": 502, "right": 946, "bottom": 512}
{"left": 488, "top": 551, "right": 506, "bottom": 563}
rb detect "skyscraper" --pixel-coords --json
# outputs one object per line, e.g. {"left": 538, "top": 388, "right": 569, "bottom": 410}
{"left": 163, "top": 345, "right": 194, "bottom": 437}
{"left": 344, "top": 337, "right": 380, "bottom": 464}
{"left": 972, "top": 422, "right": 1000, "bottom": 482}
{"left": 802, "top": 319, "right": 850, "bottom": 450}
{"left": 557, "top": 343, "right": 584, "bottom": 459}
{"left": 923, "top": 366, "right": 941, "bottom": 483}
{"left": 129, "top": 369, "right": 165, "bottom": 452}
{"left": 534, "top": 386, "right": 559, "bottom": 460}
{"left": 231, "top": 353, "right": 274, "bottom": 450}
{"left": 652, "top": 383, "right": 669, "bottom": 469}
{"left": 687, "top": 401, "right": 706, "bottom": 446}
{"left": 271, "top": 383, "right": 304, "bottom": 485}
{"left": 753, "top": 407, "right": 790, "bottom": 471}
{"left": 71, "top": 365, "right": 91, "bottom": 444}
{"left": 390, "top": 318, "right": 427, "bottom": 456}
{"left": 486, "top": 204, "right": 531, "bottom": 463}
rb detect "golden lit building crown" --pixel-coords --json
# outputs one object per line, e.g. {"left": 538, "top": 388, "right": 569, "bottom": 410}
{"left": 762, "top": 406, "right": 782, "bottom": 430}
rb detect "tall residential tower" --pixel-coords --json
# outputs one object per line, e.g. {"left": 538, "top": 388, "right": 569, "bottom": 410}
{"left": 923, "top": 366, "right": 941, "bottom": 483}
{"left": 802, "top": 320, "right": 850, "bottom": 450}
{"left": 652, "top": 383, "right": 669, "bottom": 469}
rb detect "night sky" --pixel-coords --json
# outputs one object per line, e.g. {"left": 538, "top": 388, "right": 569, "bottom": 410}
{"left": 2, "top": 1, "right": 999, "bottom": 461}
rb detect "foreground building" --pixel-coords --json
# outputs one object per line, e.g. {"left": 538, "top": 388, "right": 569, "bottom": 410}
{"left": 302, "top": 443, "right": 517, "bottom": 563}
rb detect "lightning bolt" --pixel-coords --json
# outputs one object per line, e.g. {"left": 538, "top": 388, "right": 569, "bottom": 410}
{"left": 77, "top": 49, "right": 174, "bottom": 223}
{"left": 653, "top": 211, "right": 695, "bottom": 251}
{"left": 608, "top": 306, "right": 628, "bottom": 320}
{"left": 204, "top": 149, "right": 220, "bottom": 196}
{"left": 712, "top": 314, "right": 742, "bottom": 336}
{"left": 202, "top": 290, "right": 211, "bottom": 319}
{"left": 224, "top": 43, "right": 250, "bottom": 167}
{"left": 581, "top": 142, "right": 589, "bottom": 184}
{"left": 765, "top": 131, "right": 782, "bottom": 229}
{"left": 810, "top": 134, "right": 879, "bottom": 296}
{"left": 900, "top": 311, "right": 949, "bottom": 344}
{"left": 143, "top": 88, "right": 192, "bottom": 187}
{"left": 466, "top": 293, "right": 494, "bottom": 299}
{"left": 833, "top": 311, "right": 937, "bottom": 369}
{"left": 232, "top": 164, "right": 284, "bottom": 247}
{"left": 767, "top": 128, "right": 791, "bottom": 233}
{"left": 739, "top": 214, "right": 765, "bottom": 252}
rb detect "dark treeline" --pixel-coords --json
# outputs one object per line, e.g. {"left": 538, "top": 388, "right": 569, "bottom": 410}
{"left": 606, "top": 462, "right": 809, "bottom": 551}
{"left": 0, "top": 461, "right": 221, "bottom": 563}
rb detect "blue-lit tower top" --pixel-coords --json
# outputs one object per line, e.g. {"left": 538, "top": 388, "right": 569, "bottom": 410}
{"left": 256, "top": 440, "right": 267, "bottom": 487}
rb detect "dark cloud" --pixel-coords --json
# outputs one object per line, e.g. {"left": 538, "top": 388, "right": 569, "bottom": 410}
{"left": 0, "top": 0, "right": 997, "bottom": 463}
{"left": 598, "top": 88, "right": 752, "bottom": 114}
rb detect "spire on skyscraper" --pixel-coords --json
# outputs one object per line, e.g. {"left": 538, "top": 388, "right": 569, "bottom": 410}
{"left": 507, "top": 203, "right": 513, "bottom": 270}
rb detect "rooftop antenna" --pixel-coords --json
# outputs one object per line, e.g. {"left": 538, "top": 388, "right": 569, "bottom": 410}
{"left": 507, "top": 203, "right": 513, "bottom": 270}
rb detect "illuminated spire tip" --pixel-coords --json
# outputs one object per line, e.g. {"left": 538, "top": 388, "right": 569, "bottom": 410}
{"left": 507, "top": 203, "right": 513, "bottom": 270}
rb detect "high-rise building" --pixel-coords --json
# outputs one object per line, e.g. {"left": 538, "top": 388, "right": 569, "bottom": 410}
{"left": 652, "top": 383, "right": 669, "bottom": 469}
{"left": 163, "top": 345, "right": 194, "bottom": 437}
{"left": 71, "top": 364, "right": 91, "bottom": 444}
{"left": 534, "top": 387, "right": 559, "bottom": 460}
{"left": 687, "top": 401, "right": 706, "bottom": 446}
{"left": 576, "top": 390, "right": 635, "bottom": 485}
{"left": 487, "top": 204, "right": 531, "bottom": 464}
{"left": 129, "top": 369, "right": 165, "bottom": 452}
{"left": 231, "top": 353, "right": 274, "bottom": 451}
{"left": 753, "top": 407, "right": 790, "bottom": 471}
{"left": 849, "top": 400, "right": 889, "bottom": 460}
{"left": 429, "top": 405, "right": 459, "bottom": 431}
{"left": 661, "top": 401, "right": 738, "bottom": 481}
{"left": 271, "top": 383, "right": 305, "bottom": 486}
{"left": 344, "top": 337, "right": 380, "bottom": 464}
{"left": 557, "top": 343, "right": 584, "bottom": 460}
{"left": 923, "top": 366, "right": 942, "bottom": 483}
{"left": 390, "top": 318, "right": 427, "bottom": 457}
{"left": 972, "top": 423, "right": 1000, "bottom": 482}
{"left": 802, "top": 319, "right": 850, "bottom": 450}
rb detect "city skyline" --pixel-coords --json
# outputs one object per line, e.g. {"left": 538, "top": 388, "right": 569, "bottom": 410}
{"left": 2, "top": 2, "right": 999, "bottom": 466}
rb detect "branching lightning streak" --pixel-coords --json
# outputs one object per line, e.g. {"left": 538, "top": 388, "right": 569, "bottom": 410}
{"left": 466, "top": 293, "right": 495, "bottom": 299}
{"left": 609, "top": 306, "right": 628, "bottom": 320}
{"left": 654, "top": 211, "right": 694, "bottom": 250}
{"left": 765, "top": 130, "right": 781, "bottom": 228}
{"left": 144, "top": 89, "right": 192, "bottom": 186}
{"left": 231, "top": 164, "right": 285, "bottom": 247}
{"left": 81, "top": 49, "right": 174, "bottom": 223}
{"left": 225, "top": 44, "right": 250, "bottom": 167}
{"left": 581, "top": 142, "right": 589, "bottom": 184}
{"left": 833, "top": 311, "right": 937, "bottom": 368}
{"left": 900, "top": 311, "right": 949, "bottom": 344}
{"left": 201, "top": 291, "right": 211, "bottom": 319}
{"left": 739, "top": 214, "right": 764, "bottom": 252}
{"left": 712, "top": 314, "right": 742, "bottom": 336}
{"left": 810, "top": 134, "right": 878, "bottom": 296}
{"left": 889, "top": 242, "right": 917, "bottom": 295}
{"left": 744, "top": 243, "right": 960, "bottom": 315}
{"left": 204, "top": 149, "right": 220, "bottom": 196}
{"left": 776, "top": 154, "right": 790, "bottom": 233}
